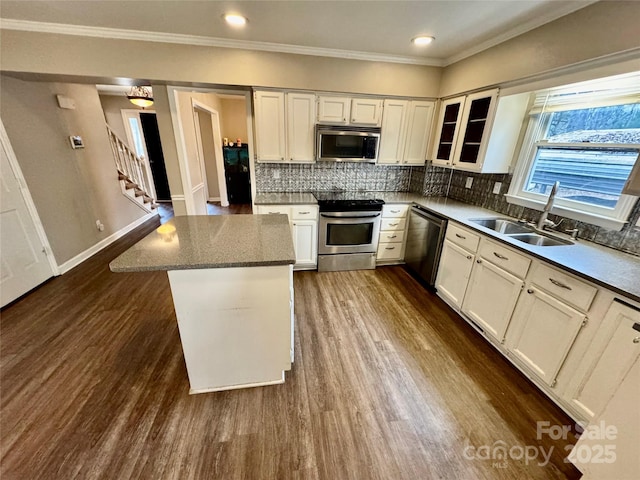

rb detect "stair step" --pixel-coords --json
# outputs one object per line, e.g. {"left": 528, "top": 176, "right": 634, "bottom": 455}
{"left": 143, "top": 195, "right": 153, "bottom": 203}
{"left": 124, "top": 181, "right": 137, "bottom": 190}
{"left": 118, "top": 172, "right": 128, "bottom": 181}
{"left": 134, "top": 189, "right": 145, "bottom": 197}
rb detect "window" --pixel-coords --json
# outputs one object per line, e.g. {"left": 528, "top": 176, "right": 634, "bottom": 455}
{"left": 507, "top": 73, "right": 640, "bottom": 230}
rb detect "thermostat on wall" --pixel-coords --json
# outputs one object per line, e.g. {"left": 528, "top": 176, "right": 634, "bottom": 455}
{"left": 69, "top": 136, "right": 84, "bottom": 149}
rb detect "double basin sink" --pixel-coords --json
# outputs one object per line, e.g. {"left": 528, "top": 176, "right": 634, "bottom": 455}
{"left": 470, "top": 218, "right": 574, "bottom": 247}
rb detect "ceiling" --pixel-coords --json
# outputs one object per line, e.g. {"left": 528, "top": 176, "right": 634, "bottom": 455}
{"left": 0, "top": 0, "right": 596, "bottom": 66}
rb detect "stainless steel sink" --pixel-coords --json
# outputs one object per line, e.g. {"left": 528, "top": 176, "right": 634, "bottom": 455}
{"left": 508, "top": 233, "right": 574, "bottom": 247}
{"left": 471, "top": 218, "right": 533, "bottom": 235}
{"left": 470, "top": 217, "right": 573, "bottom": 246}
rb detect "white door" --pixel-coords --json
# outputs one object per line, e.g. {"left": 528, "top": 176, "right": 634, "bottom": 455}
{"left": 0, "top": 140, "right": 54, "bottom": 307}
{"left": 403, "top": 100, "right": 435, "bottom": 165}
{"left": 505, "top": 286, "right": 585, "bottom": 387}
{"left": 292, "top": 220, "right": 317, "bottom": 267}
{"left": 462, "top": 258, "right": 523, "bottom": 343}
{"left": 377, "top": 99, "right": 408, "bottom": 165}
{"left": 435, "top": 239, "right": 474, "bottom": 309}
{"left": 350, "top": 98, "right": 383, "bottom": 126}
{"left": 317, "top": 96, "right": 351, "bottom": 124}
{"left": 254, "top": 91, "right": 286, "bottom": 162}
{"left": 286, "top": 92, "right": 316, "bottom": 162}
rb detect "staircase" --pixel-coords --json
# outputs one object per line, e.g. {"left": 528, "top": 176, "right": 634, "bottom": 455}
{"left": 106, "top": 125, "right": 157, "bottom": 213}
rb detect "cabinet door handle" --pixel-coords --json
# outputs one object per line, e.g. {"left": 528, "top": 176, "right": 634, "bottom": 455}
{"left": 298, "top": 211, "right": 310, "bottom": 214}
{"left": 493, "top": 252, "right": 509, "bottom": 260}
{"left": 389, "top": 223, "right": 399, "bottom": 226}
{"left": 385, "top": 247, "right": 395, "bottom": 250}
{"left": 476, "top": 259, "right": 482, "bottom": 264}
{"left": 390, "top": 210, "right": 400, "bottom": 213}
{"left": 387, "top": 234, "right": 397, "bottom": 239}
{"left": 549, "top": 278, "right": 572, "bottom": 290}
{"left": 527, "top": 288, "right": 534, "bottom": 294}
{"left": 455, "top": 233, "right": 466, "bottom": 239}
{"left": 633, "top": 337, "right": 640, "bottom": 344}
{"left": 466, "top": 255, "right": 472, "bottom": 260}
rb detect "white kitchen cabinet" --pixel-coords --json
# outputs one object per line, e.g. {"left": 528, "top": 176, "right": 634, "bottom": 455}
{"left": 255, "top": 90, "right": 316, "bottom": 163}
{"left": 254, "top": 91, "right": 286, "bottom": 162}
{"left": 350, "top": 98, "right": 383, "bottom": 126}
{"left": 286, "top": 92, "right": 316, "bottom": 162}
{"left": 431, "top": 96, "right": 466, "bottom": 167}
{"left": 566, "top": 300, "right": 640, "bottom": 420}
{"left": 317, "top": 96, "right": 351, "bottom": 124}
{"left": 376, "top": 204, "right": 409, "bottom": 264}
{"left": 430, "top": 90, "right": 529, "bottom": 173}
{"left": 378, "top": 99, "right": 408, "bottom": 164}
{"left": 378, "top": 100, "right": 435, "bottom": 165}
{"left": 292, "top": 220, "right": 317, "bottom": 268}
{"left": 256, "top": 204, "right": 318, "bottom": 270}
{"left": 462, "top": 257, "right": 524, "bottom": 343}
{"left": 435, "top": 239, "right": 475, "bottom": 309}
{"left": 505, "top": 286, "right": 586, "bottom": 387}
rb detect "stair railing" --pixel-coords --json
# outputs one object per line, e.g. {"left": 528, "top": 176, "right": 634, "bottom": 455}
{"left": 106, "top": 125, "right": 153, "bottom": 200}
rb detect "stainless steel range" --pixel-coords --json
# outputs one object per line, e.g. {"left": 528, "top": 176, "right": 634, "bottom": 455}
{"left": 315, "top": 192, "right": 384, "bottom": 272}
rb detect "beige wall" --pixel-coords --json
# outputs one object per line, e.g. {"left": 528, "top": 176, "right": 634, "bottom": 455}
{"left": 0, "top": 30, "right": 441, "bottom": 98}
{"left": 220, "top": 98, "right": 248, "bottom": 143}
{"left": 99, "top": 94, "right": 144, "bottom": 144}
{"left": 440, "top": 1, "right": 640, "bottom": 97}
{"left": 0, "top": 75, "right": 148, "bottom": 264}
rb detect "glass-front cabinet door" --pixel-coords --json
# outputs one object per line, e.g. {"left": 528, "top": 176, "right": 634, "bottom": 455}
{"left": 431, "top": 96, "right": 466, "bottom": 166}
{"left": 452, "top": 89, "right": 499, "bottom": 170}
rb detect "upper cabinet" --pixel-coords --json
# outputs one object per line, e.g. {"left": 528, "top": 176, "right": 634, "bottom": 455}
{"left": 317, "top": 96, "right": 383, "bottom": 127}
{"left": 430, "top": 89, "right": 529, "bottom": 174}
{"left": 254, "top": 90, "right": 316, "bottom": 163}
{"left": 378, "top": 99, "right": 435, "bottom": 166}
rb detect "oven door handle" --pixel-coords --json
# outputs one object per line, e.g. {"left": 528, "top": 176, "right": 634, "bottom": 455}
{"left": 320, "top": 213, "right": 381, "bottom": 219}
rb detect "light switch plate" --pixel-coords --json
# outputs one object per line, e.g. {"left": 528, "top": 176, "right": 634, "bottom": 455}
{"left": 465, "top": 177, "right": 473, "bottom": 189}
{"left": 493, "top": 182, "right": 502, "bottom": 194}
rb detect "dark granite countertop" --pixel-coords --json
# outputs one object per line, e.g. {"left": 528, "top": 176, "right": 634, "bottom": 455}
{"left": 110, "top": 215, "right": 296, "bottom": 272}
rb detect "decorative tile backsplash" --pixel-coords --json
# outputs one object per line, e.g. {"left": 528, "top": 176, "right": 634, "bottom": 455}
{"left": 254, "top": 162, "right": 414, "bottom": 192}
{"left": 445, "top": 170, "right": 640, "bottom": 256}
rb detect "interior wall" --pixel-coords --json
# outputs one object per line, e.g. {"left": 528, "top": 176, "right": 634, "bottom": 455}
{"left": 0, "top": 75, "right": 148, "bottom": 264}
{"left": 0, "top": 29, "right": 442, "bottom": 98}
{"left": 220, "top": 98, "right": 248, "bottom": 143}
{"left": 440, "top": 1, "right": 640, "bottom": 97}
{"left": 196, "top": 110, "right": 220, "bottom": 200}
{"left": 99, "top": 94, "right": 144, "bottom": 142}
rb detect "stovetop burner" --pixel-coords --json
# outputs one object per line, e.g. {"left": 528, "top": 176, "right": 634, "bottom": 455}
{"left": 314, "top": 191, "right": 385, "bottom": 212}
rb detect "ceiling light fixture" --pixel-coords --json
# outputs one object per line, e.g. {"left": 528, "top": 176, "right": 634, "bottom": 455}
{"left": 127, "top": 86, "right": 154, "bottom": 108}
{"left": 224, "top": 14, "right": 247, "bottom": 26}
{"left": 412, "top": 36, "right": 435, "bottom": 46}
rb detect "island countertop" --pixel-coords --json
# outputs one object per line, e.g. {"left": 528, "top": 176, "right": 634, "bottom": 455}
{"left": 110, "top": 215, "right": 296, "bottom": 272}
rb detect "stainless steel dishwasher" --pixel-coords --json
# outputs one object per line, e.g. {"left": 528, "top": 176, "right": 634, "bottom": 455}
{"left": 404, "top": 205, "right": 447, "bottom": 287}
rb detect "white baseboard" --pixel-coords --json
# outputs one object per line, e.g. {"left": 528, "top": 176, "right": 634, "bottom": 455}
{"left": 208, "top": 197, "right": 221, "bottom": 202}
{"left": 57, "top": 211, "right": 158, "bottom": 275}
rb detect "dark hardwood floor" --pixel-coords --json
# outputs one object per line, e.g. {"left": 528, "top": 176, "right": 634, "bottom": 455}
{"left": 1, "top": 218, "right": 581, "bottom": 479}
{"left": 156, "top": 202, "right": 252, "bottom": 225}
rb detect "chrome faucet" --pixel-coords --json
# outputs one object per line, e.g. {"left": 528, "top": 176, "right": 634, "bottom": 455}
{"left": 537, "top": 181, "right": 560, "bottom": 230}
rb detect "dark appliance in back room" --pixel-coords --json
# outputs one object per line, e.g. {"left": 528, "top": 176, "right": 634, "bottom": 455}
{"left": 404, "top": 204, "right": 447, "bottom": 287}
{"left": 315, "top": 191, "right": 384, "bottom": 272}
{"left": 223, "top": 143, "right": 252, "bottom": 204}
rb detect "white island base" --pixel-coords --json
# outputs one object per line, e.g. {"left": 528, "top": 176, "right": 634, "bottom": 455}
{"left": 167, "top": 264, "right": 294, "bottom": 394}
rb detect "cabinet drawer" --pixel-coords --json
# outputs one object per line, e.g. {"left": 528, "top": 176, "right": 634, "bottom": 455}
{"left": 529, "top": 263, "right": 597, "bottom": 312}
{"left": 379, "top": 230, "right": 405, "bottom": 244}
{"left": 445, "top": 223, "right": 480, "bottom": 253}
{"left": 478, "top": 238, "right": 531, "bottom": 279}
{"left": 291, "top": 205, "right": 318, "bottom": 220}
{"left": 382, "top": 204, "right": 409, "bottom": 218}
{"left": 257, "top": 205, "right": 291, "bottom": 218}
{"left": 377, "top": 242, "right": 403, "bottom": 261}
{"left": 380, "top": 218, "right": 406, "bottom": 231}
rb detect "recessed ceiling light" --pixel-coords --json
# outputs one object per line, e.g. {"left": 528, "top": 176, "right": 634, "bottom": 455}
{"left": 412, "top": 36, "right": 435, "bottom": 46}
{"left": 224, "top": 14, "right": 247, "bottom": 26}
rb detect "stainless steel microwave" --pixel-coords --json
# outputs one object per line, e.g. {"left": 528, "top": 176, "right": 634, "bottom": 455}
{"left": 316, "top": 125, "right": 381, "bottom": 163}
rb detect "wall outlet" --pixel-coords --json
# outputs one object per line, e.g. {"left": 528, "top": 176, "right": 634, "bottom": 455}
{"left": 96, "top": 220, "right": 105, "bottom": 232}
{"left": 493, "top": 182, "right": 502, "bottom": 194}
{"left": 273, "top": 170, "right": 280, "bottom": 179}
{"left": 465, "top": 177, "right": 473, "bottom": 189}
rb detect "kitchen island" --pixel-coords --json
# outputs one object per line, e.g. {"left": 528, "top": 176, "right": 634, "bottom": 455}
{"left": 110, "top": 215, "right": 296, "bottom": 394}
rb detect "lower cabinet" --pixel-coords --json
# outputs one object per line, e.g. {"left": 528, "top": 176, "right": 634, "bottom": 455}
{"left": 504, "top": 286, "right": 586, "bottom": 387}
{"left": 376, "top": 204, "right": 409, "bottom": 264}
{"left": 256, "top": 204, "right": 318, "bottom": 270}
{"left": 435, "top": 239, "right": 474, "bottom": 308}
{"left": 461, "top": 258, "right": 523, "bottom": 343}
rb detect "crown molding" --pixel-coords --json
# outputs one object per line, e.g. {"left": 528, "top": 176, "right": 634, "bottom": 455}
{"left": 442, "top": 0, "right": 600, "bottom": 66}
{"left": 0, "top": 18, "right": 445, "bottom": 67}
